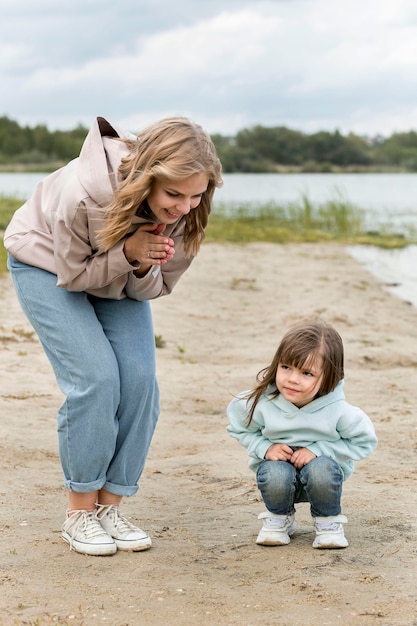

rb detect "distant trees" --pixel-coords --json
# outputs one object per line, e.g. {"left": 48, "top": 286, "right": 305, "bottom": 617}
{"left": 373, "top": 131, "right": 417, "bottom": 171}
{"left": 213, "top": 126, "right": 375, "bottom": 172}
{"left": 1, "top": 115, "right": 417, "bottom": 172}
{"left": 212, "top": 125, "right": 417, "bottom": 172}
{"left": 0, "top": 116, "right": 88, "bottom": 166}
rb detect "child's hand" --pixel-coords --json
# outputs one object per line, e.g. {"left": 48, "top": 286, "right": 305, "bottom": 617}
{"left": 290, "top": 447, "right": 316, "bottom": 468}
{"left": 264, "top": 443, "right": 293, "bottom": 461}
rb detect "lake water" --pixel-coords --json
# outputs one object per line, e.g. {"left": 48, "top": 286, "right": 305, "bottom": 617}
{"left": 2, "top": 170, "right": 417, "bottom": 227}
{"left": 215, "top": 172, "right": 417, "bottom": 232}
{"left": 349, "top": 244, "right": 417, "bottom": 307}
{"left": 1, "top": 171, "right": 416, "bottom": 307}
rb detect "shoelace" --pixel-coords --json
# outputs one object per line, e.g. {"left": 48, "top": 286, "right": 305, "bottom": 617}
{"left": 96, "top": 504, "right": 138, "bottom": 535}
{"left": 64, "top": 510, "right": 108, "bottom": 549}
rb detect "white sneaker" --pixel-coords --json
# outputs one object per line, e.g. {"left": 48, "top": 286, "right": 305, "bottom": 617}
{"left": 313, "top": 515, "right": 349, "bottom": 549}
{"left": 256, "top": 512, "right": 296, "bottom": 546}
{"left": 96, "top": 504, "right": 152, "bottom": 551}
{"left": 62, "top": 509, "right": 117, "bottom": 556}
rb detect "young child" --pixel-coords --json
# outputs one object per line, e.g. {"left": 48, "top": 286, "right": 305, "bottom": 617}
{"left": 227, "top": 320, "right": 377, "bottom": 549}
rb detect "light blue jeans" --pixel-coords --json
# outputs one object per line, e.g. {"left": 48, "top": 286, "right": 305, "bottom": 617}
{"left": 256, "top": 456, "right": 344, "bottom": 518}
{"left": 7, "top": 254, "right": 159, "bottom": 496}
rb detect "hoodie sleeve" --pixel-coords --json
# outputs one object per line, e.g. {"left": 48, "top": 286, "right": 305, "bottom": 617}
{"left": 52, "top": 200, "right": 136, "bottom": 293}
{"left": 124, "top": 233, "right": 194, "bottom": 300}
{"left": 227, "top": 395, "right": 273, "bottom": 462}
{"left": 307, "top": 406, "right": 377, "bottom": 463}
{"left": 53, "top": 197, "right": 194, "bottom": 300}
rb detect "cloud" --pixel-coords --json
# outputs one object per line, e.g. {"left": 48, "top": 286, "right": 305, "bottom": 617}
{"left": 1, "top": 0, "right": 417, "bottom": 136}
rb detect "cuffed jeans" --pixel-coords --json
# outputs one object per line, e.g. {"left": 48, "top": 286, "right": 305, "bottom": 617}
{"left": 7, "top": 255, "right": 159, "bottom": 496}
{"left": 256, "top": 456, "right": 344, "bottom": 518}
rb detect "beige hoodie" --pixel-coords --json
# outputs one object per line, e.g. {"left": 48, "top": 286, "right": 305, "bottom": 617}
{"left": 3, "top": 117, "right": 193, "bottom": 301}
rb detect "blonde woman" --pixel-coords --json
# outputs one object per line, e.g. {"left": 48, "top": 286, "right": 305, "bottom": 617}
{"left": 4, "top": 116, "right": 222, "bottom": 555}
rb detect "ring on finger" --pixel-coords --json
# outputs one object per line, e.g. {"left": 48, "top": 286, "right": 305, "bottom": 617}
{"left": 147, "top": 251, "right": 151, "bottom": 258}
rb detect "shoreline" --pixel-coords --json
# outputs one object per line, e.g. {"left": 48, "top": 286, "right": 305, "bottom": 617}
{"left": 348, "top": 244, "right": 417, "bottom": 308}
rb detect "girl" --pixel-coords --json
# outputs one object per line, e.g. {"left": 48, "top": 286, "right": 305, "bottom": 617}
{"left": 4, "top": 116, "right": 222, "bottom": 556}
{"left": 227, "top": 320, "right": 377, "bottom": 549}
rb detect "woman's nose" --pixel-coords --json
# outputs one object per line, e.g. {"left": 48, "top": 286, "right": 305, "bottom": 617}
{"left": 175, "top": 199, "right": 191, "bottom": 215}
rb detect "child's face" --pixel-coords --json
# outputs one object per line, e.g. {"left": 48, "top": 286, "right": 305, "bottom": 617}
{"left": 275, "top": 355, "right": 324, "bottom": 408}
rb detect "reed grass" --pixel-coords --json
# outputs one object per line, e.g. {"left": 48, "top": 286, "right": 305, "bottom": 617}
{"left": 208, "top": 194, "right": 414, "bottom": 247}
{"left": 0, "top": 197, "right": 22, "bottom": 275}
{"left": 0, "top": 194, "right": 415, "bottom": 276}
{"left": 0, "top": 196, "right": 21, "bottom": 230}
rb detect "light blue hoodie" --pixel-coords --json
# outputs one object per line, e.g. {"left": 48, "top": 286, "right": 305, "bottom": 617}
{"left": 227, "top": 380, "right": 377, "bottom": 479}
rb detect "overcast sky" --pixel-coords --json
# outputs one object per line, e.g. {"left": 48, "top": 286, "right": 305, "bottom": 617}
{"left": 1, "top": 0, "right": 417, "bottom": 137}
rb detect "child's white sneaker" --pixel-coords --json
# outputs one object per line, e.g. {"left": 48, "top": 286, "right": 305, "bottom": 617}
{"left": 313, "top": 514, "right": 349, "bottom": 549}
{"left": 256, "top": 511, "right": 296, "bottom": 546}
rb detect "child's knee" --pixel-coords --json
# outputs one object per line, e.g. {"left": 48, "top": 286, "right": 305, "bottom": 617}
{"left": 304, "top": 456, "right": 343, "bottom": 485}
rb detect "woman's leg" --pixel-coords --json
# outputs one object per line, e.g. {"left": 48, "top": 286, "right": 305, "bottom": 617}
{"left": 8, "top": 256, "right": 121, "bottom": 493}
{"left": 299, "top": 456, "right": 344, "bottom": 517}
{"left": 91, "top": 295, "right": 160, "bottom": 497}
{"left": 8, "top": 257, "right": 156, "bottom": 553}
{"left": 68, "top": 492, "right": 99, "bottom": 512}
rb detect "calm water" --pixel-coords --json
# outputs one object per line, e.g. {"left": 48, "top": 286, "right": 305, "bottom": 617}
{"left": 0, "top": 172, "right": 47, "bottom": 200}
{"left": 349, "top": 244, "right": 417, "bottom": 308}
{"left": 2, "top": 171, "right": 417, "bottom": 226}
{"left": 214, "top": 172, "right": 417, "bottom": 232}
{"left": 1, "top": 171, "right": 416, "bottom": 307}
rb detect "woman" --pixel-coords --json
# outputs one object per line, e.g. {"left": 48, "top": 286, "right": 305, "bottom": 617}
{"left": 4, "top": 116, "right": 222, "bottom": 555}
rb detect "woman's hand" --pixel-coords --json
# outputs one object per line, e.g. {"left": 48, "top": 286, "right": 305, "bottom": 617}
{"left": 265, "top": 443, "right": 294, "bottom": 462}
{"left": 124, "top": 223, "right": 175, "bottom": 273}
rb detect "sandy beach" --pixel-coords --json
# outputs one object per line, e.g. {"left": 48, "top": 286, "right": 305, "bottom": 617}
{"left": 0, "top": 242, "right": 416, "bottom": 626}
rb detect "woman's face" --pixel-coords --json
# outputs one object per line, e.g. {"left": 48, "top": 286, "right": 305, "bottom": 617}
{"left": 147, "top": 173, "right": 209, "bottom": 224}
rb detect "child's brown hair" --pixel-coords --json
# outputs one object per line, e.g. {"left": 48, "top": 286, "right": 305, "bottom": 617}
{"left": 245, "top": 320, "right": 344, "bottom": 424}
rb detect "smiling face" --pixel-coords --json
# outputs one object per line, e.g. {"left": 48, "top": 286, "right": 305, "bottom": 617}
{"left": 275, "top": 353, "right": 324, "bottom": 408}
{"left": 146, "top": 172, "right": 209, "bottom": 224}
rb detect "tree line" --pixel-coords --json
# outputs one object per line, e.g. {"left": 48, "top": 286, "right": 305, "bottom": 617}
{"left": 1, "top": 115, "right": 417, "bottom": 173}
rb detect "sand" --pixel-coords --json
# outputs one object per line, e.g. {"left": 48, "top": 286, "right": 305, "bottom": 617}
{"left": 0, "top": 242, "right": 416, "bottom": 626}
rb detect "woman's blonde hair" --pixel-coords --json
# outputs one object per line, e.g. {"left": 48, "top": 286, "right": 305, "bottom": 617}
{"left": 98, "top": 116, "right": 223, "bottom": 256}
{"left": 244, "top": 320, "right": 344, "bottom": 425}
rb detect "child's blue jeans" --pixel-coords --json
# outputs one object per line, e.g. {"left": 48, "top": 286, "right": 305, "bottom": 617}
{"left": 256, "top": 456, "right": 344, "bottom": 517}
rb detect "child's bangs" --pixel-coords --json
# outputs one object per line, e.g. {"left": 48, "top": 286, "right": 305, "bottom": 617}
{"left": 280, "top": 346, "right": 321, "bottom": 371}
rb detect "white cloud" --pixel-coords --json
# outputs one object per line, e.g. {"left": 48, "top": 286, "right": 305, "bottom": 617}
{"left": 1, "top": 0, "right": 417, "bottom": 136}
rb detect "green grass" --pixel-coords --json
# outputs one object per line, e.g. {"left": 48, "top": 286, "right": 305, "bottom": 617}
{"left": 0, "top": 196, "right": 22, "bottom": 275}
{"left": 208, "top": 194, "right": 415, "bottom": 248}
{"left": 0, "top": 196, "right": 21, "bottom": 230}
{"left": 1, "top": 193, "right": 415, "bottom": 277}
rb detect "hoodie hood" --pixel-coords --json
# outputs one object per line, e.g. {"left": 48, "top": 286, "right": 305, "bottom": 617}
{"left": 269, "top": 379, "right": 346, "bottom": 415}
{"left": 77, "top": 116, "right": 132, "bottom": 207}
